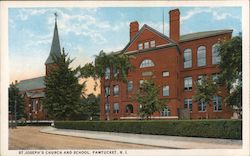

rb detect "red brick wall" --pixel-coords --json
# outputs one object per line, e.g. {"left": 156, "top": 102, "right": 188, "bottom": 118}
{"left": 100, "top": 32, "right": 233, "bottom": 120}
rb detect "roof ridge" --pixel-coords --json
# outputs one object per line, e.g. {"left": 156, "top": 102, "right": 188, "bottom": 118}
{"left": 181, "top": 29, "right": 233, "bottom": 37}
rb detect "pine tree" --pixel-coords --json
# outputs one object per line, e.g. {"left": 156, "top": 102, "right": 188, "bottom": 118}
{"left": 43, "top": 49, "right": 85, "bottom": 120}
{"left": 9, "top": 83, "right": 25, "bottom": 121}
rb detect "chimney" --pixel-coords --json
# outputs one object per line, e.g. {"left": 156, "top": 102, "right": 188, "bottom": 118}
{"left": 130, "top": 21, "right": 139, "bottom": 41}
{"left": 169, "top": 9, "right": 180, "bottom": 42}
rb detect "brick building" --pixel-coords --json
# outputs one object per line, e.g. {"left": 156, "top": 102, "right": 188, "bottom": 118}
{"left": 100, "top": 9, "right": 233, "bottom": 120}
{"left": 16, "top": 16, "right": 61, "bottom": 121}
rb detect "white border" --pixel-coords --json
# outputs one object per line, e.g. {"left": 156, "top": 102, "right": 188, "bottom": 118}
{"left": 1, "top": 1, "right": 249, "bottom": 156}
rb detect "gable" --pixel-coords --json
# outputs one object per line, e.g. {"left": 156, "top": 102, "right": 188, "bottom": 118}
{"left": 124, "top": 25, "right": 173, "bottom": 52}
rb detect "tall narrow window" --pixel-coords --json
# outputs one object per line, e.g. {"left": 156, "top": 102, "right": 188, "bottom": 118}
{"left": 113, "top": 85, "right": 119, "bottom": 96}
{"left": 184, "top": 49, "right": 192, "bottom": 68}
{"left": 212, "top": 43, "right": 221, "bottom": 64}
{"left": 212, "top": 73, "right": 220, "bottom": 84}
{"left": 184, "top": 99, "right": 192, "bottom": 112}
{"left": 163, "top": 85, "right": 169, "bottom": 96}
{"left": 140, "top": 59, "right": 155, "bottom": 68}
{"left": 127, "top": 81, "right": 133, "bottom": 92}
{"left": 105, "top": 67, "right": 110, "bottom": 80}
{"left": 113, "top": 67, "right": 119, "bottom": 78}
{"left": 105, "top": 103, "right": 110, "bottom": 113}
{"left": 213, "top": 96, "right": 222, "bottom": 111}
{"left": 105, "top": 86, "right": 110, "bottom": 97}
{"left": 150, "top": 40, "right": 156, "bottom": 47}
{"left": 144, "top": 42, "right": 149, "bottom": 49}
{"left": 113, "top": 103, "right": 119, "bottom": 113}
{"left": 32, "top": 99, "right": 37, "bottom": 111}
{"left": 184, "top": 77, "right": 192, "bottom": 91}
{"left": 138, "top": 43, "right": 143, "bottom": 50}
{"left": 160, "top": 107, "right": 171, "bottom": 116}
{"left": 197, "top": 75, "right": 206, "bottom": 85}
{"left": 198, "top": 101, "right": 207, "bottom": 112}
{"left": 197, "top": 46, "right": 206, "bottom": 67}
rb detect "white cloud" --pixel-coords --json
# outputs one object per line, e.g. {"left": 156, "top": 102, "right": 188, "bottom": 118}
{"left": 181, "top": 8, "right": 241, "bottom": 23}
{"left": 17, "top": 9, "right": 50, "bottom": 21}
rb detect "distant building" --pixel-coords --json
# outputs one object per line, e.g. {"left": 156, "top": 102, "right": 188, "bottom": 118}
{"left": 16, "top": 16, "right": 61, "bottom": 120}
{"left": 100, "top": 9, "right": 233, "bottom": 120}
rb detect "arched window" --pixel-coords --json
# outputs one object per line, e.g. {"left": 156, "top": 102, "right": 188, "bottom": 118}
{"left": 212, "top": 43, "right": 221, "bottom": 64}
{"left": 184, "top": 49, "right": 192, "bottom": 68}
{"left": 140, "top": 59, "right": 155, "bottom": 68}
{"left": 125, "top": 104, "right": 134, "bottom": 113}
{"left": 197, "top": 46, "right": 206, "bottom": 67}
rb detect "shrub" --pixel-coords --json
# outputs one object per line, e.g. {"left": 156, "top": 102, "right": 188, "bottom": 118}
{"left": 54, "top": 119, "right": 242, "bottom": 139}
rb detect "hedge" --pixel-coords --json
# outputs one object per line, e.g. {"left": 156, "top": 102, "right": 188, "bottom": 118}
{"left": 54, "top": 119, "right": 242, "bottom": 139}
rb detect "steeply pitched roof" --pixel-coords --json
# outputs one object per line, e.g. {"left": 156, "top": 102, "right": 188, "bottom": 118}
{"left": 16, "top": 76, "right": 45, "bottom": 91}
{"left": 180, "top": 29, "right": 233, "bottom": 42}
{"left": 45, "top": 19, "right": 61, "bottom": 65}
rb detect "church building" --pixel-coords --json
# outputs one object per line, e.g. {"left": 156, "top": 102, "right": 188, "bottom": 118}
{"left": 100, "top": 9, "right": 234, "bottom": 120}
{"left": 16, "top": 15, "right": 61, "bottom": 121}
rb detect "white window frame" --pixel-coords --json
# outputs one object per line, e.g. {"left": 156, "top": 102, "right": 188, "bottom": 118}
{"left": 140, "top": 59, "right": 155, "bottom": 68}
{"left": 197, "top": 46, "right": 206, "bottom": 67}
{"left": 212, "top": 43, "right": 221, "bottom": 64}
{"left": 197, "top": 75, "right": 205, "bottom": 85}
{"left": 105, "top": 86, "right": 110, "bottom": 97}
{"left": 184, "top": 77, "right": 192, "bottom": 91}
{"left": 105, "top": 67, "right": 111, "bottom": 80}
{"left": 160, "top": 108, "right": 171, "bottom": 116}
{"left": 198, "top": 101, "right": 207, "bottom": 112}
{"left": 138, "top": 43, "right": 143, "bottom": 50}
{"left": 163, "top": 85, "right": 169, "bottom": 96}
{"left": 32, "top": 99, "right": 37, "bottom": 111}
{"left": 127, "top": 81, "right": 133, "bottom": 92}
{"left": 105, "top": 103, "right": 110, "bottom": 113}
{"left": 162, "top": 71, "right": 169, "bottom": 77}
{"left": 184, "top": 98, "right": 192, "bottom": 112}
{"left": 213, "top": 96, "right": 222, "bottom": 112}
{"left": 212, "top": 73, "right": 220, "bottom": 84}
{"left": 144, "top": 42, "right": 149, "bottom": 49}
{"left": 150, "top": 40, "right": 156, "bottom": 47}
{"left": 113, "top": 103, "right": 119, "bottom": 114}
{"left": 113, "top": 85, "right": 119, "bottom": 96}
{"left": 184, "top": 49, "right": 192, "bottom": 68}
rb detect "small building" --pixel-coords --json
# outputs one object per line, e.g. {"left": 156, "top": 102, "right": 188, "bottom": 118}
{"left": 100, "top": 9, "right": 233, "bottom": 120}
{"left": 16, "top": 16, "right": 61, "bottom": 121}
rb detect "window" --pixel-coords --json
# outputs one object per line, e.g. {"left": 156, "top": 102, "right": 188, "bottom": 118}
{"left": 197, "top": 75, "right": 205, "bottom": 85}
{"left": 144, "top": 42, "right": 149, "bottom": 49}
{"left": 142, "top": 71, "right": 153, "bottom": 77}
{"left": 197, "top": 46, "right": 206, "bottom": 67}
{"left": 212, "top": 43, "right": 221, "bottom": 64}
{"left": 162, "top": 71, "right": 169, "bottom": 77}
{"left": 138, "top": 43, "right": 143, "bottom": 50}
{"left": 113, "top": 85, "right": 119, "bottom": 96}
{"left": 213, "top": 96, "right": 222, "bottom": 111}
{"left": 105, "top": 86, "right": 110, "bottom": 97}
{"left": 184, "top": 49, "right": 192, "bottom": 68}
{"left": 113, "top": 103, "right": 119, "bottom": 113}
{"left": 184, "top": 99, "right": 192, "bottom": 112}
{"left": 105, "top": 103, "right": 110, "bottom": 113}
{"left": 140, "top": 59, "right": 155, "bottom": 68}
{"left": 127, "top": 81, "right": 133, "bottom": 92}
{"left": 113, "top": 68, "right": 119, "bottom": 78}
{"left": 32, "top": 99, "right": 37, "bottom": 111}
{"left": 125, "top": 104, "right": 134, "bottom": 113}
{"left": 198, "top": 101, "right": 207, "bottom": 112}
{"left": 105, "top": 67, "right": 110, "bottom": 80}
{"left": 160, "top": 107, "right": 171, "bottom": 116}
{"left": 163, "top": 85, "right": 169, "bottom": 96}
{"left": 212, "top": 73, "right": 220, "bottom": 84}
{"left": 150, "top": 40, "right": 156, "bottom": 47}
{"left": 184, "top": 77, "right": 192, "bottom": 91}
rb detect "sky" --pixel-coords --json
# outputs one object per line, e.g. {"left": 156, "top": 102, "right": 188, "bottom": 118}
{"left": 8, "top": 7, "right": 242, "bottom": 94}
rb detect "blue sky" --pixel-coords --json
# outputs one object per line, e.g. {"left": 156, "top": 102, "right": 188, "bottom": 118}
{"left": 9, "top": 7, "right": 242, "bottom": 83}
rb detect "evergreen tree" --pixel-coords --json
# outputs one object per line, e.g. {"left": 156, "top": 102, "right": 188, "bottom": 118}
{"left": 43, "top": 49, "right": 85, "bottom": 120}
{"left": 133, "top": 79, "right": 167, "bottom": 119}
{"left": 80, "top": 93, "right": 100, "bottom": 120}
{"left": 218, "top": 34, "right": 242, "bottom": 117}
{"left": 9, "top": 83, "right": 25, "bottom": 121}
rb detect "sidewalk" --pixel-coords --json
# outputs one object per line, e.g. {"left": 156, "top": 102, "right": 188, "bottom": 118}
{"left": 40, "top": 127, "right": 242, "bottom": 149}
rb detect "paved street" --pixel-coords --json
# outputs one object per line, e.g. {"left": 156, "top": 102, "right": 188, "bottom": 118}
{"left": 9, "top": 126, "right": 159, "bottom": 149}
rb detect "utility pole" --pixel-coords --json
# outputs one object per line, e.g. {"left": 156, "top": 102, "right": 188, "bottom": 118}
{"left": 14, "top": 97, "right": 17, "bottom": 128}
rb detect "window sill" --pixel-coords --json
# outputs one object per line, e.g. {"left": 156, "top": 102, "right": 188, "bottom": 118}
{"left": 213, "top": 110, "right": 222, "bottom": 112}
